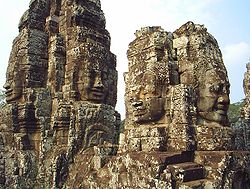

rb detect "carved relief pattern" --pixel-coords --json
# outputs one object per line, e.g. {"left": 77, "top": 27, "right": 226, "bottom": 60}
{"left": 0, "top": 0, "right": 249, "bottom": 188}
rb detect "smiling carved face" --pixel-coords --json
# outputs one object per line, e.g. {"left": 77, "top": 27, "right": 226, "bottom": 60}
{"left": 197, "top": 69, "right": 230, "bottom": 125}
{"left": 128, "top": 65, "right": 167, "bottom": 123}
{"left": 77, "top": 61, "right": 108, "bottom": 104}
{"left": 3, "top": 65, "right": 23, "bottom": 103}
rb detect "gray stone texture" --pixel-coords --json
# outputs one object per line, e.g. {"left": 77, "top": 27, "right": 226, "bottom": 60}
{"left": 0, "top": 0, "right": 249, "bottom": 188}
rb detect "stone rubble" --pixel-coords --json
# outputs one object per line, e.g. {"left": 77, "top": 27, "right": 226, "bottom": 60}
{"left": 0, "top": 0, "right": 249, "bottom": 188}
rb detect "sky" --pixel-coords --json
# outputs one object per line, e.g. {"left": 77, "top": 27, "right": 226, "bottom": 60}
{"left": 0, "top": 0, "right": 250, "bottom": 119}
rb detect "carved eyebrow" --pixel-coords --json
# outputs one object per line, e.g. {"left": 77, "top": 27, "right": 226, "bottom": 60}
{"left": 6, "top": 73, "right": 14, "bottom": 79}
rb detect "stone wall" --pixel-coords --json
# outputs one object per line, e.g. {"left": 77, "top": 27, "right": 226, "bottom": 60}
{"left": 1, "top": 0, "right": 120, "bottom": 188}
{"left": 0, "top": 0, "right": 249, "bottom": 188}
{"left": 232, "top": 62, "right": 250, "bottom": 150}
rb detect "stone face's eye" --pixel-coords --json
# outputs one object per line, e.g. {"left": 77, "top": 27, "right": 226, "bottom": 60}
{"left": 129, "top": 97, "right": 134, "bottom": 102}
{"left": 6, "top": 73, "right": 14, "bottom": 80}
{"left": 144, "top": 84, "right": 154, "bottom": 93}
{"left": 209, "top": 83, "right": 223, "bottom": 94}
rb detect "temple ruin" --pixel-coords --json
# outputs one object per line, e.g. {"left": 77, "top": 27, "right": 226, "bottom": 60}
{"left": 0, "top": 0, "right": 249, "bottom": 188}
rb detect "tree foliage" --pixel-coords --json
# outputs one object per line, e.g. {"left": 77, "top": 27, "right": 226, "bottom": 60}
{"left": 228, "top": 99, "right": 245, "bottom": 125}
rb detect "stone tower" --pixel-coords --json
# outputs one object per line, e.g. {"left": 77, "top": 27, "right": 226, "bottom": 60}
{"left": 118, "top": 22, "right": 250, "bottom": 188}
{"left": 233, "top": 61, "right": 250, "bottom": 150}
{"left": 1, "top": 1, "right": 250, "bottom": 188}
{"left": 1, "top": 0, "right": 120, "bottom": 188}
{"left": 120, "top": 26, "right": 195, "bottom": 153}
{"left": 65, "top": 23, "right": 249, "bottom": 188}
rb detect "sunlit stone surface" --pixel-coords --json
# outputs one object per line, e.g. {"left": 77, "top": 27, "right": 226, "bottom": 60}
{"left": 0, "top": 1, "right": 249, "bottom": 188}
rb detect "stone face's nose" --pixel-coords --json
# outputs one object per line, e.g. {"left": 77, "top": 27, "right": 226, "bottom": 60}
{"left": 217, "top": 94, "right": 229, "bottom": 104}
{"left": 216, "top": 94, "right": 229, "bottom": 112}
{"left": 132, "top": 101, "right": 143, "bottom": 108}
{"left": 93, "top": 74, "right": 104, "bottom": 88}
{"left": 3, "top": 82, "right": 10, "bottom": 90}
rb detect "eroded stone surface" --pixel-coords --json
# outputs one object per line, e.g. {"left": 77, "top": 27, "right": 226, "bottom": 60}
{"left": 232, "top": 62, "right": 250, "bottom": 151}
{"left": 1, "top": 1, "right": 250, "bottom": 188}
{"left": 173, "top": 22, "right": 230, "bottom": 127}
{"left": 1, "top": 0, "right": 119, "bottom": 188}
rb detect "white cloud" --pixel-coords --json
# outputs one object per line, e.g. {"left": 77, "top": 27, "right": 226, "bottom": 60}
{"left": 102, "top": 0, "right": 220, "bottom": 32}
{"left": 223, "top": 42, "right": 250, "bottom": 66}
{"left": 222, "top": 42, "right": 250, "bottom": 102}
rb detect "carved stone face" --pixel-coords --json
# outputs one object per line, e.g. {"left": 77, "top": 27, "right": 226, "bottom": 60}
{"left": 128, "top": 66, "right": 167, "bottom": 123}
{"left": 197, "top": 69, "right": 229, "bottom": 125}
{"left": 77, "top": 62, "right": 108, "bottom": 103}
{"left": 3, "top": 66, "right": 23, "bottom": 103}
{"left": 84, "top": 123, "right": 110, "bottom": 148}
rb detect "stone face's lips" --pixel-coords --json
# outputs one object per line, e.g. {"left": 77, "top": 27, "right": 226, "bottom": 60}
{"left": 5, "top": 89, "right": 13, "bottom": 98}
{"left": 216, "top": 109, "right": 227, "bottom": 116}
{"left": 89, "top": 88, "right": 106, "bottom": 102}
{"left": 216, "top": 104, "right": 228, "bottom": 115}
{"left": 92, "top": 91, "right": 104, "bottom": 96}
{"left": 133, "top": 108, "right": 147, "bottom": 117}
{"left": 90, "top": 88, "right": 105, "bottom": 97}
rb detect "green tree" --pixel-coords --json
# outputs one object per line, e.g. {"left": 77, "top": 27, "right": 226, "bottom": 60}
{"left": 0, "top": 89, "right": 6, "bottom": 108}
{"left": 228, "top": 99, "right": 245, "bottom": 125}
